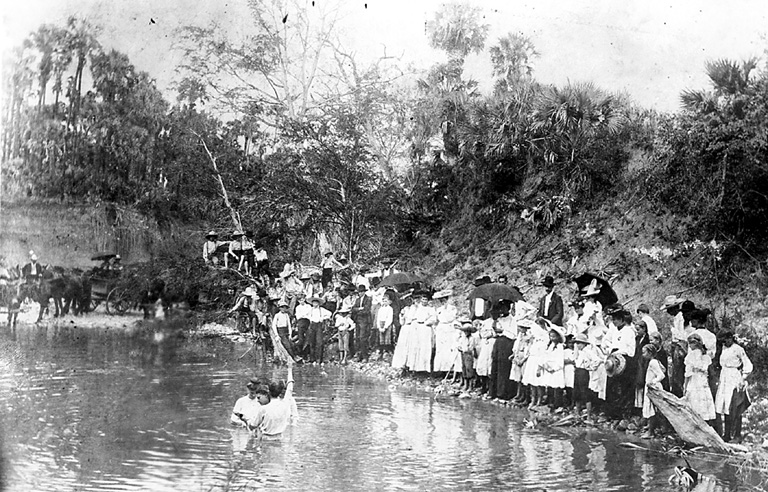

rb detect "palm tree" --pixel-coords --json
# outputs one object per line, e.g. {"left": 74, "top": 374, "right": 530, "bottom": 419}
{"left": 680, "top": 58, "right": 757, "bottom": 113}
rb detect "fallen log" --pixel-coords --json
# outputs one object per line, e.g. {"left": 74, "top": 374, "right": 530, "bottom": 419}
{"left": 647, "top": 385, "right": 730, "bottom": 453}
{"left": 269, "top": 324, "right": 295, "bottom": 365}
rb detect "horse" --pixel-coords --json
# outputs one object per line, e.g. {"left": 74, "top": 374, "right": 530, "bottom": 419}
{"left": 47, "top": 267, "right": 91, "bottom": 316}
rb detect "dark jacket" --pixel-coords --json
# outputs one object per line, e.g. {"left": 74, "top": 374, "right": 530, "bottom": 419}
{"left": 351, "top": 294, "right": 372, "bottom": 323}
{"left": 538, "top": 291, "right": 564, "bottom": 326}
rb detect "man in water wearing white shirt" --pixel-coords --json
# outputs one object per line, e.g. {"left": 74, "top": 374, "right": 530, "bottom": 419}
{"left": 231, "top": 378, "right": 268, "bottom": 427}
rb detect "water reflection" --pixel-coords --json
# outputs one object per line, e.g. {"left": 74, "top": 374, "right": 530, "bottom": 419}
{"left": 0, "top": 323, "right": 754, "bottom": 491}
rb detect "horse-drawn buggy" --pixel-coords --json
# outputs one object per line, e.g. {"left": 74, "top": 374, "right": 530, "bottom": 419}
{"left": 88, "top": 252, "right": 130, "bottom": 314}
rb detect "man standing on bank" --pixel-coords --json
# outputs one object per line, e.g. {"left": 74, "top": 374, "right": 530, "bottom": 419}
{"left": 537, "top": 276, "right": 564, "bottom": 326}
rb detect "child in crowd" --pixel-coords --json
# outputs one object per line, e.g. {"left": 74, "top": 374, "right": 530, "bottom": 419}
{"left": 572, "top": 334, "right": 595, "bottom": 418}
{"left": 457, "top": 319, "right": 478, "bottom": 392}
{"left": 563, "top": 335, "right": 576, "bottom": 409}
{"left": 641, "top": 343, "right": 666, "bottom": 438}
{"left": 522, "top": 319, "right": 549, "bottom": 408}
{"left": 538, "top": 324, "right": 565, "bottom": 409}
{"left": 335, "top": 306, "right": 355, "bottom": 364}
{"left": 476, "top": 316, "right": 497, "bottom": 396}
{"left": 510, "top": 320, "right": 532, "bottom": 405}
{"left": 375, "top": 294, "right": 394, "bottom": 356}
{"left": 684, "top": 333, "right": 715, "bottom": 423}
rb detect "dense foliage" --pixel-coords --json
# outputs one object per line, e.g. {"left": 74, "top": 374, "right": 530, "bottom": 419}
{"left": 2, "top": 2, "right": 766, "bottom": 268}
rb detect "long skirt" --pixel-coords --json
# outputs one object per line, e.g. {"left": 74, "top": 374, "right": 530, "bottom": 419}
{"left": 475, "top": 338, "right": 495, "bottom": 377}
{"left": 573, "top": 368, "right": 591, "bottom": 405}
{"left": 391, "top": 323, "right": 415, "bottom": 369}
{"left": 433, "top": 323, "right": 461, "bottom": 372}
{"left": 715, "top": 367, "right": 742, "bottom": 415}
{"left": 489, "top": 336, "right": 516, "bottom": 399}
{"left": 407, "top": 323, "right": 433, "bottom": 372}
{"left": 686, "top": 373, "right": 716, "bottom": 421}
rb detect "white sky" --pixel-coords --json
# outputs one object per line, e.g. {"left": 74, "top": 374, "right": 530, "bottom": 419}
{"left": 2, "top": 0, "right": 767, "bottom": 112}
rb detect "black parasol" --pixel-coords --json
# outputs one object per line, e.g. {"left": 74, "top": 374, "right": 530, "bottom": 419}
{"left": 380, "top": 272, "right": 423, "bottom": 288}
{"left": 572, "top": 273, "right": 618, "bottom": 307}
{"left": 468, "top": 282, "right": 524, "bottom": 303}
{"left": 91, "top": 252, "right": 117, "bottom": 262}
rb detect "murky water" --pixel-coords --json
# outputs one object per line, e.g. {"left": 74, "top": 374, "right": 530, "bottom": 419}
{"left": 0, "top": 322, "right": 756, "bottom": 491}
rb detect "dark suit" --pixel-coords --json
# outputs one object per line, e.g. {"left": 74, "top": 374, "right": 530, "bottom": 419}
{"left": 538, "top": 291, "right": 564, "bottom": 326}
{"left": 351, "top": 294, "right": 372, "bottom": 359}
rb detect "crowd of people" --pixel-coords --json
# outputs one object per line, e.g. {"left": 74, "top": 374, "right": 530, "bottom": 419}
{"left": 208, "top": 228, "right": 755, "bottom": 445}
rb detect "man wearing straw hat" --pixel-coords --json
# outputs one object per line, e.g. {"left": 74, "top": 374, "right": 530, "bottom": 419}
{"left": 351, "top": 284, "right": 373, "bottom": 361}
{"left": 203, "top": 231, "right": 221, "bottom": 266}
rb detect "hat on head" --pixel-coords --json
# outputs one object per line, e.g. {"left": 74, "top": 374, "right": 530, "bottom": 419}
{"left": 473, "top": 275, "right": 492, "bottom": 287}
{"left": 432, "top": 289, "right": 453, "bottom": 300}
{"left": 541, "top": 276, "right": 555, "bottom": 288}
{"left": 206, "top": 230, "right": 218, "bottom": 238}
{"left": 604, "top": 303, "right": 624, "bottom": 315}
{"left": 569, "top": 299, "right": 585, "bottom": 308}
{"left": 548, "top": 323, "right": 566, "bottom": 340}
{"left": 581, "top": 279, "right": 601, "bottom": 297}
{"left": 299, "top": 272, "right": 311, "bottom": 280}
{"left": 338, "top": 306, "right": 351, "bottom": 314}
{"left": 278, "top": 300, "right": 289, "bottom": 308}
{"left": 660, "top": 295, "right": 685, "bottom": 311}
{"left": 324, "top": 251, "right": 333, "bottom": 256}
{"left": 687, "top": 333, "right": 703, "bottom": 345}
{"left": 232, "top": 230, "right": 244, "bottom": 237}
{"left": 573, "top": 333, "right": 590, "bottom": 345}
{"left": 357, "top": 284, "right": 367, "bottom": 292}
{"left": 605, "top": 353, "right": 627, "bottom": 377}
{"left": 308, "top": 296, "right": 324, "bottom": 304}
{"left": 246, "top": 378, "right": 261, "bottom": 389}
{"left": 516, "top": 319, "right": 534, "bottom": 330}
{"left": 413, "top": 289, "right": 430, "bottom": 299}
{"left": 30, "top": 253, "right": 38, "bottom": 261}
{"left": 243, "top": 286, "right": 257, "bottom": 297}
{"left": 311, "top": 272, "right": 321, "bottom": 279}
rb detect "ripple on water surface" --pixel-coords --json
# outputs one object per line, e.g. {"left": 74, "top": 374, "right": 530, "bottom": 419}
{"left": 0, "top": 324, "right": 754, "bottom": 491}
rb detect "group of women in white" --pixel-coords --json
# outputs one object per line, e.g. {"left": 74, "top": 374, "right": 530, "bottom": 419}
{"left": 388, "top": 283, "right": 755, "bottom": 443}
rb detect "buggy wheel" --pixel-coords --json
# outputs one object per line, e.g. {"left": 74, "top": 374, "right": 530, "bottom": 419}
{"left": 106, "top": 288, "right": 129, "bottom": 315}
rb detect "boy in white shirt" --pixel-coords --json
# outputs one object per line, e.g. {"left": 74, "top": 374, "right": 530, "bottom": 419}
{"left": 375, "top": 294, "right": 394, "bottom": 357}
{"left": 335, "top": 306, "right": 355, "bottom": 364}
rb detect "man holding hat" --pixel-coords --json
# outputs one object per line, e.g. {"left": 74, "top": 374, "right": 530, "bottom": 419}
{"left": 537, "top": 275, "right": 564, "bottom": 326}
{"left": 351, "top": 284, "right": 373, "bottom": 361}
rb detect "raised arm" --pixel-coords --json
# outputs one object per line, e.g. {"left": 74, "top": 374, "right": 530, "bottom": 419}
{"left": 285, "top": 362, "right": 295, "bottom": 399}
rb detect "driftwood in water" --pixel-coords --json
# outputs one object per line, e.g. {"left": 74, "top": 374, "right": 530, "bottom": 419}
{"left": 647, "top": 385, "right": 730, "bottom": 453}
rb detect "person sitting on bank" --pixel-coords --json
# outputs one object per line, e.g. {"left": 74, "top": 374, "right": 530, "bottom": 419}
{"left": 228, "top": 230, "right": 245, "bottom": 271}
{"left": 231, "top": 378, "right": 268, "bottom": 427}
{"left": 321, "top": 251, "right": 344, "bottom": 289}
{"left": 229, "top": 286, "right": 260, "bottom": 333}
{"left": 254, "top": 244, "right": 270, "bottom": 280}
{"left": 203, "top": 230, "right": 221, "bottom": 266}
{"left": 241, "top": 230, "right": 256, "bottom": 275}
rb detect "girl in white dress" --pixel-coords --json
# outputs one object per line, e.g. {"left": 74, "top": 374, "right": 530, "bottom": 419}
{"left": 684, "top": 334, "right": 715, "bottom": 421}
{"left": 539, "top": 325, "right": 566, "bottom": 408}
{"left": 521, "top": 320, "right": 549, "bottom": 408}
{"left": 641, "top": 344, "right": 666, "bottom": 438}
{"left": 475, "top": 317, "right": 497, "bottom": 395}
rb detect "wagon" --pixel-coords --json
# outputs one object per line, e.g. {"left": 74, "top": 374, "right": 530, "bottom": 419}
{"left": 88, "top": 253, "right": 129, "bottom": 315}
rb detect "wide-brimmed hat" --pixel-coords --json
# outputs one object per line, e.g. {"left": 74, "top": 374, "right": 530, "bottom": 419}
{"left": 310, "top": 272, "right": 321, "bottom": 279}
{"left": 473, "top": 275, "right": 492, "bottom": 287}
{"left": 30, "top": 253, "right": 38, "bottom": 261}
{"left": 338, "top": 306, "right": 351, "bottom": 314}
{"left": 243, "top": 286, "right": 257, "bottom": 297}
{"left": 541, "top": 276, "right": 555, "bottom": 288}
{"left": 605, "top": 303, "right": 624, "bottom": 315}
{"left": 246, "top": 378, "right": 261, "bottom": 389}
{"left": 573, "top": 333, "right": 590, "bottom": 345}
{"left": 308, "top": 296, "right": 324, "bottom": 304}
{"left": 324, "top": 251, "right": 334, "bottom": 256}
{"left": 687, "top": 333, "right": 703, "bottom": 345}
{"left": 232, "top": 230, "right": 244, "bottom": 237}
{"left": 660, "top": 295, "right": 685, "bottom": 311}
{"left": 548, "top": 323, "right": 566, "bottom": 340}
{"left": 413, "top": 289, "right": 430, "bottom": 299}
{"left": 432, "top": 289, "right": 453, "bottom": 300}
{"left": 517, "top": 319, "right": 535, "bottom": 330}
{"left": 278, "top": 300, "right": 289, "bottom": 308}
{"left": 205, "top": 230, "right": 218, "bottom": 238}
{"left": 605, "top": 353, "right": 627, "bottom": 377}
{"left": 357, "top": 284, "right": 368, "bottom": 292}
{"left": 458, "top": 319, "right": 477, "bottom": 332}
{"left": 581, "top": 279, "right": 601, "bottom": 297}
{"left": 299, "top": 272, "right": 311, "bottom": 280}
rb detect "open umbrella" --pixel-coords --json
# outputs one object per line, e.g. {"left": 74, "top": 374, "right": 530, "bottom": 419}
{"left": 380, "top": 272, "right": 423, "bottom": 288}
{"left": 468, "top": 283, "right": 524, "bottom": 303}
{"left": 572, "top": 273, "right": 618, "bottom": 307}
{"left": 91, "top": 252, "right": 117, "bottom": 262}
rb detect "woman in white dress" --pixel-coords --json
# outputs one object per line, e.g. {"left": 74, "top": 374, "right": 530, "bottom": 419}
{"left": 391, "top": 295, "right": 415, "bottom": 370}
{"left": 715, "top": 331, "right": 753, "bottom": 441}
{"left": 538, "top": 324, "right": 566, "bottom": 408}
{"left": 521, "top": 320, "right": 549, "bottom": 407}
{"left": 432, "top": 290, "right": 461, "bottom": 372}
{"left": 406, "top": 291, "right": 437, "bottom": 372}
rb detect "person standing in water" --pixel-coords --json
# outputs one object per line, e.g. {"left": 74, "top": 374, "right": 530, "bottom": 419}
{"left": 248, "top": 362, "right": 297, "bottom": 438}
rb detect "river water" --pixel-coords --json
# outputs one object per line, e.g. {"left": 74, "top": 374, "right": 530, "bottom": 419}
{"left": 0, "top": 322, "right": 755, "bottom": 491}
